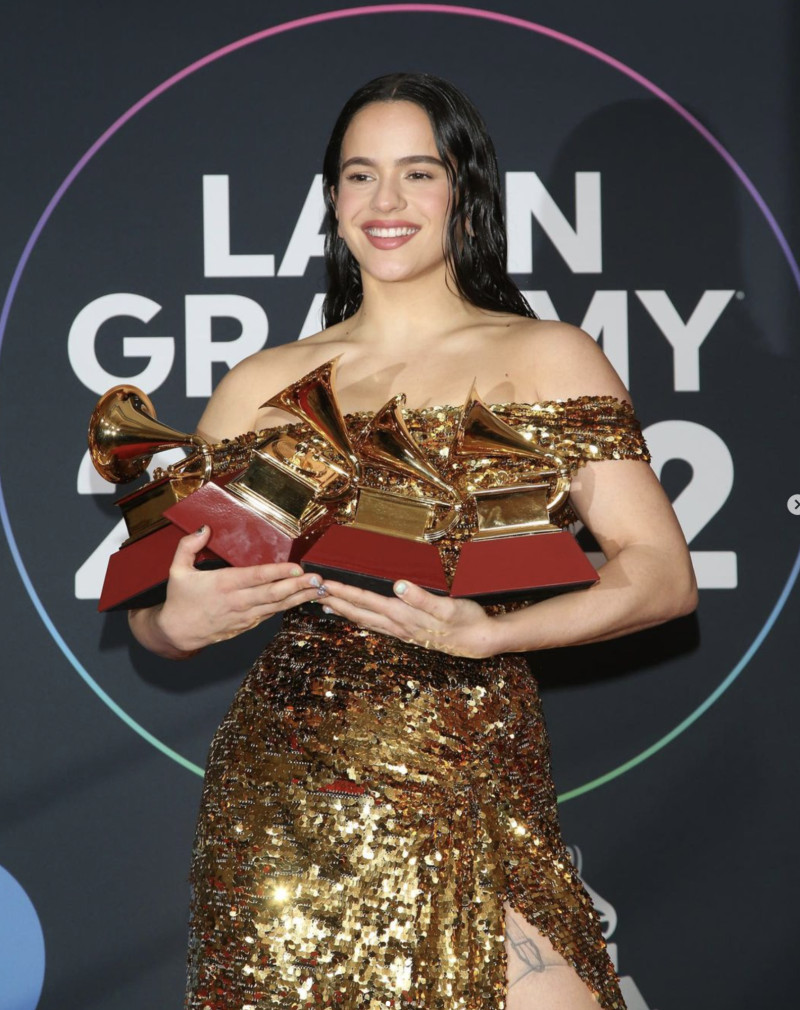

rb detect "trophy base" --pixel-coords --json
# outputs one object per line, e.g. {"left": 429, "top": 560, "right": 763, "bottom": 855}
{"left": 164, "top": 471, "right": 324, "bottom": 567}
{"left": 451, "top": 530, "right": 599, "bottom": 601}
{"left": 301, "top": 525, "right": 450, "bottom": 594}
{"left": 98, "top": 523, "right": 225, "bottom": 612}
{"left": 302, "top": 526, "right": 598, "bottom": 602}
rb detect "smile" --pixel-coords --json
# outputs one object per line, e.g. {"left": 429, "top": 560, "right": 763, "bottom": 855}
{"left": 363, "top": 226, "right": 419, "bottom": 237}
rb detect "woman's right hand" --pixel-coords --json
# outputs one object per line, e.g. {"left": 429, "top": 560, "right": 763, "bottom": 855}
{"left": 128, "top": 525, "right": 322, "bottom": 659}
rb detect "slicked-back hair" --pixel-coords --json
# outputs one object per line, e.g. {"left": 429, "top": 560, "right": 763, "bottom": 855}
{"left": 321, "top": 72, "right": 536, "bottom": 327}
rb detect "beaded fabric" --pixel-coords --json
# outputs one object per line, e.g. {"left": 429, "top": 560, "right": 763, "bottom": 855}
{"left": 185, "top": 398, "right": 646, "bottom": 1010}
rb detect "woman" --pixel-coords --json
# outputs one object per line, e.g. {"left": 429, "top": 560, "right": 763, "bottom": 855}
{"left": 130, "top": 73, "right": 696, "bottom": 1009}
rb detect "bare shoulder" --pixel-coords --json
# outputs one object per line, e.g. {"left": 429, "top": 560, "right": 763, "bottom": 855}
{"left": 196, "top": 325, "right": 349, "bottom": 440}
{"left": 501, "top": 317, "right": 630, "bottom": 403}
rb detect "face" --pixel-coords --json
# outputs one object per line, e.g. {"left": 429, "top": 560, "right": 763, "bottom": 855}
{"left": 333, "top": 101, "right": 452, "bottom": 286}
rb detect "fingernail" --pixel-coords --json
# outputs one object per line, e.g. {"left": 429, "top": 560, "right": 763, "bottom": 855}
{"left": 394, "top": 580, "right": 408, "bottom": 596}
{"left": 322, "top": 605, "right": 333, "bottom": 614}
{"left": 290, "top": 567, "right": 303, "bottom": 577}
{"left": 317, "top": 585, "right": 328, "bottom": 598}
{"left": 309, "top": 575, "right": 321, "bottom": 588}
{"left": 195, "top": 525, "right": 206, "bottom": 535}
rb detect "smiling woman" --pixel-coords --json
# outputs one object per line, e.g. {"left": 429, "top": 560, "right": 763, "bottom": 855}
{"left": 318, "top": 72, "right": 538, "bottom": 332}
{"left": 127, "top": 72, "right": 696, "bottom": 1010}
{"left": 334, "top": 104, "right": 452, "bottom": 281}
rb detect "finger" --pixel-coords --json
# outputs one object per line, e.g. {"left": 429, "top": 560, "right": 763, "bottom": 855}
{"left": 318, "top": 594, "right": 427, "bottom": 646}
{"left": 242, "top": 561, "right": 308, "bottom": 587}
{"left": 391, "top": 579, "right": 454, "bottom": 621}
{"left": 247, "top": 585, "right": 323, "bottom": 619}
{"left": 318, "top": 580, "right": 454, "bottom": 642}
{"left": 318, "top": 579, "right": 402, "bottom": 618}
{"left": 318, "top": 594, "right": 401, "bottom": 635}
{"left": 218, "top": 562, "right": 314, "bottom": 591}
{"left": 169, "top": 524, "right": 213, "bottom": 573}
{"left": 283, "top": 586, "right": 327, "bottom": 610}
{"left": 238, "top": 574, "right": 323, "bottom": 610}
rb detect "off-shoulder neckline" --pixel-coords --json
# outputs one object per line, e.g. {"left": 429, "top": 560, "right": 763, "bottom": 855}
{"left": 339, "top": 395, "right": 632, "bottom": 418}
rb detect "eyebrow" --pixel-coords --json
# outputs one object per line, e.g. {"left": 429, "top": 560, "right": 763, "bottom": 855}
{"left": 340, "top": 155, "right": 446, "bottom": 170}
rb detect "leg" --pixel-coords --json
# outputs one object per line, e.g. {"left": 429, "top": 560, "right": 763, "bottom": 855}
{"left": 504, "top": 903, "right": 600, "bottom": 1010}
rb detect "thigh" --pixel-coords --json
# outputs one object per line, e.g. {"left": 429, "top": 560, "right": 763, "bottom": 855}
{"left": 504, "top": 903, "right": 600, "bottom": 1010}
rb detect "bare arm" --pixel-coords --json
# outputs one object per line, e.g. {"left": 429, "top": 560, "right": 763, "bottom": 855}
{"left": 484, "top": 457, "right": 696, "bottom": 653}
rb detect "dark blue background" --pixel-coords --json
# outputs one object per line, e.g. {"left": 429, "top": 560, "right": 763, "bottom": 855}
{"left": 1, "top": 3, "right": 798, "bottom": 1008}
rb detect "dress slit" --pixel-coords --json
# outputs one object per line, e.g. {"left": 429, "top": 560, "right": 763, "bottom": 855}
{"left": 185, "top": 615, "right": 624, "bottom": 1009}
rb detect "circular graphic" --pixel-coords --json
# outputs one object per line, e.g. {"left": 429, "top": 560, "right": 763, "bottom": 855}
{"left": 1, "top": 5, "right": 798, "bottom": 796}
{"left": 0, "top": 865, "right": 46, "bottom": 1010}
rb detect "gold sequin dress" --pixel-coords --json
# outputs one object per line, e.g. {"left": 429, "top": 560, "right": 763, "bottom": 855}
{"left": 185, "top": 398, "right": 648, "bottom": 1010}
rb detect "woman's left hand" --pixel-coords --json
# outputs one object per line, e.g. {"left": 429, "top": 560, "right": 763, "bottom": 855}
{"left": 314, "top": 578, "right": 501, "bottom": 659}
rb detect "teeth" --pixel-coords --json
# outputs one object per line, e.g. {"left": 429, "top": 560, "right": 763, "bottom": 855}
{"left": 365, "top": 226, "right": 418, "bottom": 237}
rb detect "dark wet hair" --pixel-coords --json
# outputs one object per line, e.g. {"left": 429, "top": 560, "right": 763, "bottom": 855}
{"left": 321, "top": 72, "right": 536, "bottom": 327}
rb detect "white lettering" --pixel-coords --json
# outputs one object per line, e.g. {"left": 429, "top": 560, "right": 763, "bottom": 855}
{"left": 68, "top": 293, "right": 174, "bottom": 395}
{"left": 645, "top": 419, "right": 736, "bottom": 588}
{"left": 636, "top": 290, "right": 734, "bottom": 391}
{"left": 184, "top": 294, "right": 268, "bottom": 397}
{"left": 507, "top": 171, "right": 602, "bottom": 274}
{"left": 74, "top": 517, "right": 127, "bottom": 599}
{"left": 202, "top": 175, "right": 275, "bottom": 277}
{"left": 278, "top": 175, "right": 326, "bottom": 277}
{"left": 521, "top": 290, "right": 559, "bottom": 321}
{"left": 298, "top": 293, "right": 326, "bottom": 340}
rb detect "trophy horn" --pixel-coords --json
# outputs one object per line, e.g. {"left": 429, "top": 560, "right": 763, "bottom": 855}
{"left": 88, "top": 385, "right": 207, "bottom": 484}
{"left": 357, "top": 394, "right": 458, "bottom": 504}
{"left": 453, "top": 383, "right": 570, "bottom": 513}
{"left": 263, "top": 357, "right": 361, "bottom": 480}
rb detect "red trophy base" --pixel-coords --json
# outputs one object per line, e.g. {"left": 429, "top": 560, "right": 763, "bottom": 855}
{"left": 98, "top": 523, "right": 224, "bottom": 612}
{"left": 301, "top": 525, "right": 450, "bottom": 594}
{"left": 451, "top": 530, "right": 599, "bottom": 600}
{"left": 99, "top": 470, "right": 332, "bottom": 613}
{"left": 302, "top": 525, "right": 598, "bottom": 601}
{"left": 165, "top": 471, "right": 327, "bottom": 567}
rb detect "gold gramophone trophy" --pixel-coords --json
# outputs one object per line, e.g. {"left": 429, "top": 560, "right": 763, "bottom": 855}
{"left": 301, "top": 393, "right": 462, "bottom": 592}
{"left": 163, "top": 358, "right": 358, "bottom": 572}
{"left": 446, "top": 385, "right": 598, "bottom": 599}
{"left": 88, "top": 359, "right": 597, "bottom": 610}
{"left": 87, "top": 363, "right": 357, "bottom": 610}
{"left": 88, "top": 385, "right": 228, "bottom": 611}
{"left": 89, "top": 385, "right": 212, "bottom": 533}
{"left": 303, "top": 381, "right": 597, "bottom": 600}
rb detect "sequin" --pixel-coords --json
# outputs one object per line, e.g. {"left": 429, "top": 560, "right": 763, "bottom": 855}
{"left": 185, "top": 399, "right": 644, "bottom": 1009}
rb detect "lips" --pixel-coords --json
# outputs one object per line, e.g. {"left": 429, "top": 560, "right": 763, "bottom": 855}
{"left": 361, "top": 220, "right": 420, "bottom": 249}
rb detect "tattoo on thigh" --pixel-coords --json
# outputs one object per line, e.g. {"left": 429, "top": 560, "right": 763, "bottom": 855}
{"left": 505, "top": 915, "right": 546, "bottom": 987}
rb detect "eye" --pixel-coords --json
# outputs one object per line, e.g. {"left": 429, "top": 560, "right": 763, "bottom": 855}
{"left": 344, "top": 171, "right": 373, "bottom": 183}
{"left": 406, "top": 170, "right": 433, "bottom": 181}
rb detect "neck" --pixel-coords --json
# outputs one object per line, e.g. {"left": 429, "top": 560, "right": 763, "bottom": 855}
{"left": 345, "top": 267, "right": 480, "bottom": 346}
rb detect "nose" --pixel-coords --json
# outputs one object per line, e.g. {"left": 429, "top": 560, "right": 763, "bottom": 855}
{"left": 370, "top": 174, "right": 406, "bottom": 213}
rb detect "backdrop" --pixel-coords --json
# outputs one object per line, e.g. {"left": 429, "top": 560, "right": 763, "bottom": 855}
{"left": 1, "top": 2, "right": 798, "bottom": 1008}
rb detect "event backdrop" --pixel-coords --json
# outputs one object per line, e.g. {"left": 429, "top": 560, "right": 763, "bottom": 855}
{"left": 1, "top": 2, "right": 798, "bottom": 1008}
